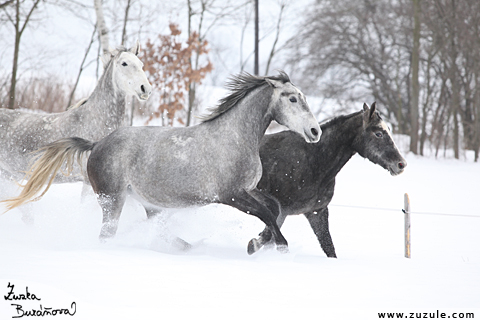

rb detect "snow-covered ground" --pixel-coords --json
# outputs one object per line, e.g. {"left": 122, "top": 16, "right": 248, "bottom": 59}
{"left": 1, "top": 146, "right": 479, "bottom": 319}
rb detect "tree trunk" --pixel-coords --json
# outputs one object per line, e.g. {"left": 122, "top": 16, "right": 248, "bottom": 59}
{"left": 186, "top": 0, "right": 205, "bottom": 127}
{"left": 254, "top": 0, "right": 259, "bottom": 75}
{"left": 7, "top": 0, "right": 41, "bottom": 109}
{"left": 7, "top": 0, "right": 20, "bottom": 109}
{"left": 409, "top": 0, "right": 420, "bottom": 154}
{"left": 94, "top": 0, "right": 110, "bottom": 55}
{"left": 186, "top": 0, "right": 194, "bottom": 127}
{"left": 420, "top": 52, "right": 434, "bottom": 156}
{"left": 474, "top": 72, "right": 480, "bottom": 162}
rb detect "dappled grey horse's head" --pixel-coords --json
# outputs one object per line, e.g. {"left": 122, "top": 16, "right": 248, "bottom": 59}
{"left": 265, "top": 72, "right": 320, "bottom": 143}
{"left": 355, "top": 102, "right": 407, "bottom": 176}
{"left": 202, "top": 71, "right": 320, "bottom": 143}
{"left": 102, "top": 41, "right": 152, "bottom": 101}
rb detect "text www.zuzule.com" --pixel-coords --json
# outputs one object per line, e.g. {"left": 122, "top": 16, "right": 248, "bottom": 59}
{"left": 378, "top": 311, "right": 474, "bottom": 319}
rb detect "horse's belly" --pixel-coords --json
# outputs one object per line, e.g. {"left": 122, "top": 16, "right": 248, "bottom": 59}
{"left": 130, "top": 175, "right": 220, "bottom": 209}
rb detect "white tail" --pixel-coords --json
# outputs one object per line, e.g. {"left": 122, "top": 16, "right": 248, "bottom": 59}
{"left": 1, "top": 138, "right": 94, "bottom": 212}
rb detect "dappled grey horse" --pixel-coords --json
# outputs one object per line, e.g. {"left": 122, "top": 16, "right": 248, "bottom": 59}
{"left": 3, "top": 72, "right": 321, "bottom": 253}
{"left": 248, "top": 102, "right": 407, "bottom": 257}
{"left": 0, "top": 42, "right": 151, "bottom": 184}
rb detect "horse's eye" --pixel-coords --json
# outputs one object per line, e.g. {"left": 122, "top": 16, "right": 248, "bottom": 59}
{"left": 122, "top": 62, "right": 128, "bottom": 66}
{"left": 289, "top": 97, "right": 297, "bottom": 103}
{"left": 375, "top": 132, "right": 383, "bottom": 138}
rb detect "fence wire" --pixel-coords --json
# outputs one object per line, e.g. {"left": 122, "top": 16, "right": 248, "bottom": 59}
{"left": 330, "top": 204, "right": 480, "bottom": 219}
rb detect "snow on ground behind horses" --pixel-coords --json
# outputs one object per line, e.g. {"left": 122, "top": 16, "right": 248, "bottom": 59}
{"left": 1, "top": 135, "right": 479, "bottom": 317}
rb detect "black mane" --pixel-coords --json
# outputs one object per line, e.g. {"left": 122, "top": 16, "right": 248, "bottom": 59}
{"left": 201, "top": 71, "right": 291, "bottom": 122}
{"left": 320, "top": 111, "right": 363, "bottom": 130}
{"left": 320, "top": 109, "right": 383, "bottom": 130}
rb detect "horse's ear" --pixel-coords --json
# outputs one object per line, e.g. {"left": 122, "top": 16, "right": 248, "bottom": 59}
{"left": 363, "top": 102, "right": 373, "bottom": 126}
{"left": 129, "top": 40, "right": 140, "bottom": 56}
{"left": 362, "top": 102, "right": 377, "bottom": 125}
{"left": 363, "top": 103, "right": 369, "bottom": 113}
{"left": 265, "top": 78, "right": 282, "bottom": 88}
{"left": 370, "top": 101, "right": 377, "bottom": 119}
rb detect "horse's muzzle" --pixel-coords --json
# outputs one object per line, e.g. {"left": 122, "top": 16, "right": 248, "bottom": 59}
{"left": 389, "top": 160, "right": 407, "bottom": 176}
{"left": 138, "top": 84, "right": 152, "bottom": 101}
{"left": 304, "top": 126, "right": 321, "bottom": 143}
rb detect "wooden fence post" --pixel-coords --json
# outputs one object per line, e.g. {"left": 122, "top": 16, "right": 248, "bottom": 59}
{"left": 404, "top": 193, "right": 411, "bottom": 258}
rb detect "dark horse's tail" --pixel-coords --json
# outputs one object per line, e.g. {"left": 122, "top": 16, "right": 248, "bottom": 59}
{"left": 1, "top": 137, "right": 95, "bottom": 212}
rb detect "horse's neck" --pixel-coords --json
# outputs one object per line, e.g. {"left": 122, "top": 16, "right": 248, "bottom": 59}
{"left": 316, "top": 115, "right": 362, "bottom": 177}
{"left": 210, "top": 86, "right": 272, "bottom": 147}
{"left": 86, "top": 64, "right": 126, "bottom": 129}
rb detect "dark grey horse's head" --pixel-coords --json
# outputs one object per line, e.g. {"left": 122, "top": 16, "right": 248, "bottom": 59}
{"left": 355, "top": 102, "right": 407, "bottom": 176}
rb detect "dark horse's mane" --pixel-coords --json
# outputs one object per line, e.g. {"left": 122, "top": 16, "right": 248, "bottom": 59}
{"left": 319, "top": 111, "right": 363, "bottom": 130}
{"left": 320, "top": 108, "right": 383, "bottom": 130}
{"left": 201, "top": 71, "right": 291, "bottom": 122}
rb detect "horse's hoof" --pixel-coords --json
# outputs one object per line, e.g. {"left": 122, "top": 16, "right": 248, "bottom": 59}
{"left": 247, "top": 238, "right": 261, "bottom": 255}
{"left": 276, "top": 244, "right": 289, "bottom": 254}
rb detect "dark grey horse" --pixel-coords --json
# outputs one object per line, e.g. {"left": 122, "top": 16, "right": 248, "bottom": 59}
{"left": 0, "top": 42, "right": 151, "bottom": 184}
{"left": 248, "top": 102, "right": 407, "bottom": 257}
{"left": 3, "top": 72, "right": 320, "bottom": 253}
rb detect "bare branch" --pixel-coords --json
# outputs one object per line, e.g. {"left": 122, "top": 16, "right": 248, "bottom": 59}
{"left": 0, "top": 0, "right": 14, "bottom": 10}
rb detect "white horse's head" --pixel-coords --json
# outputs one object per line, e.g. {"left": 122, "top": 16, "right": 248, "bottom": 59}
{"left": 103, "top": 41, "right": 152, "bottom": 101}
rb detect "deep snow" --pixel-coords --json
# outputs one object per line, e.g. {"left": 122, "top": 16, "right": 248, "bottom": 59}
{"left": 1, "top": 146, "right": 479, "bottom": 319}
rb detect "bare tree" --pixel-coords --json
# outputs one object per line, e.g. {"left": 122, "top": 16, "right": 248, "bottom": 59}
{"left": 67, "top": 24, "right": 97, "bottom": 108}
{"left": 185, "top": 0, "right": 249, "bottom": 126}
{"left": 4, "top": 0, "right": 42, "bottom": 109}
{"left": 0, "top": 0, "right": 14, "bottom": 9}
{"left": 254, "top": 0, "right": 259, "bottom": 75}
{"left": 121, "top": 0, "right": 132, "bottom": 46}
{"left": 410, "top": 0, "right": 421, "bottom": 154}
{"left": 264, "top": 0, "right": 287, "bottom": 75}
{"left": 292, "top": 0, "right": 412, "bottom": 132}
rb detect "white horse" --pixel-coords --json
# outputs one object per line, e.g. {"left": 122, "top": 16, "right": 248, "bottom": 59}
{"left": 0, "top": 42, "right": 151, "bottom": 185}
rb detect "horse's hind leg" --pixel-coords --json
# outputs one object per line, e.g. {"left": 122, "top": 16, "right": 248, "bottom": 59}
{"left": 97, "top": 191, "right": 127, "bottom": 239}
{"left": 224, "top": 188, "right": 288, "bottom": 254}
{"left": 304, "top": 208, "right": 337, "bottom": 258}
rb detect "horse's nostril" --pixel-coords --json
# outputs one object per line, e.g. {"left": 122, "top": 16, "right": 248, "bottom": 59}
{"left": 311, "top": 128, "right": 319, "bottom": 137}
{"left": 398, "top": 162, "right": 405, "bottom": 170}
{"left": 141, "top": 85, "right": 146, "bottom": 93}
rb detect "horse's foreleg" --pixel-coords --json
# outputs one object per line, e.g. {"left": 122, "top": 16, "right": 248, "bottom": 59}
{"left": 143, "top": 205, "right": 162, "bottom": 220}
{"left": 248, "top": 211, "right": 287, "bottom": 254}
{"left": 224, "top": 189, "right": 288, "bottom": 254}
{"left": 304, "top": 208, "right": 337, "bottom": 258}
{"left": 142, "top": 205, "right": 191, "bottom": 251}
